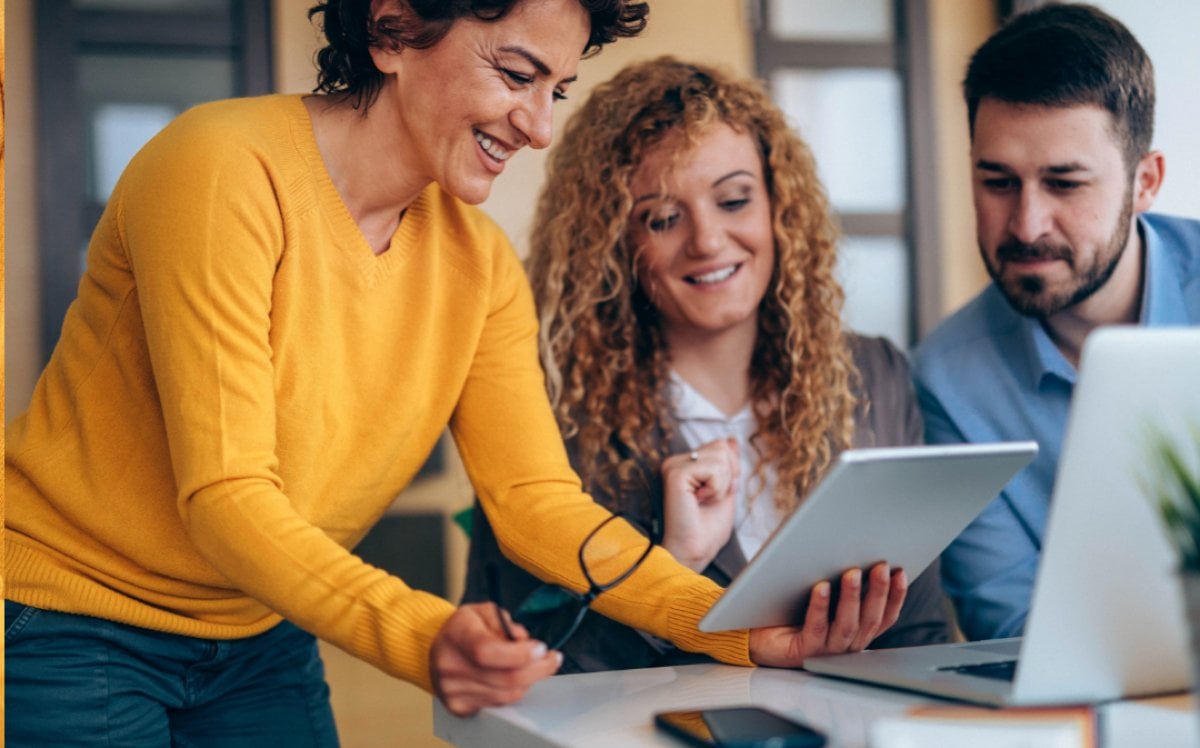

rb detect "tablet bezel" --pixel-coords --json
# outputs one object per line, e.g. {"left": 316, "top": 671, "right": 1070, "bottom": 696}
{"left": 699, "top": 441, "right": 1037, "bottom": 632}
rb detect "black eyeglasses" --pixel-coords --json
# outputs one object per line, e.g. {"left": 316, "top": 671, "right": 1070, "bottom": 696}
{"left": 487, "top": 511, "right": 657, "bottom": 652}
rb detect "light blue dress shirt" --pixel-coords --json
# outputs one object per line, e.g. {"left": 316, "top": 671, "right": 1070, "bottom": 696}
{"left": 912, "top": 213, "right": 1200, "bottom": 640}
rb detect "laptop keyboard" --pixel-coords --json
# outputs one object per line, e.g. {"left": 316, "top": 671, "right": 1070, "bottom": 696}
{"left": 938, "top": 659, "right": 1018, "bottom": 681}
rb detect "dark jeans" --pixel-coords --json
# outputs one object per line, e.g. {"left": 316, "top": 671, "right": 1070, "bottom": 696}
{"left": 5, "top": 601, "right": 340, "bottom": 747}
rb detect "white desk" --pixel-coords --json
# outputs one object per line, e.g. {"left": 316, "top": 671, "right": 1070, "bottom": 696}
{"left": 433, "top": 663, "right": 1197, "bottom": 747}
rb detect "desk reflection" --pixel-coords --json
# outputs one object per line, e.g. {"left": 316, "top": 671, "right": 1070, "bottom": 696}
{"left": 434, "top": 663, "right": 938, "bottom": 748}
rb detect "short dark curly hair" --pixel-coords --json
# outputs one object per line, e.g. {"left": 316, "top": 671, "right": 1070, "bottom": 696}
{"left": 308, "top": 0, "right": 649, "bottom": 110}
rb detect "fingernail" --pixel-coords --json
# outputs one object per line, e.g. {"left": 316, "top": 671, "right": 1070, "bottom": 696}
{"left": 817, "top": 582, "right": 830, "bottom": 598}
{"left": 555, "top": 651, "right": 564, "bottom": 667}
{"left": 530, "top": 642, "right": 547, "bottom": 659}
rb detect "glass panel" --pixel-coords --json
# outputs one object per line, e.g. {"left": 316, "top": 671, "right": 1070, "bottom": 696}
{"left": 768, "top": 0, "right": 892, "bottom": 42}
{"left": 772, "top": 68, "right": 905, "bottom": 214}
{"left": 79, "top": 54, "right": 235, "bottom": 201}
{"left": 75, "top": 0, "right": 229, "bottom": 12}
{"left": 91, "top": 104, "right": 178, "bottom": 200}
{"left": 78, "top": 54, "right": 234, "bottom": 108}
{"left": 837, "top": 236, "right": 910, "bottom": 347}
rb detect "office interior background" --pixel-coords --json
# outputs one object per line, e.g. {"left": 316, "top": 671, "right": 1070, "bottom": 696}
{"left": 3, "top": 1, "right": 1198, "bottom": 745}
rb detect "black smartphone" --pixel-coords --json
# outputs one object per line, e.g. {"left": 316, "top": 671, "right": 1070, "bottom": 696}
{"left": 654, "top": 706, "right": 826, "bottom": 748}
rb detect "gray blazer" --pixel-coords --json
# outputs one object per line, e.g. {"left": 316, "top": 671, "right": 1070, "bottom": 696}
{"left": 463, "top": 334, "right": 952, "bottom": 673}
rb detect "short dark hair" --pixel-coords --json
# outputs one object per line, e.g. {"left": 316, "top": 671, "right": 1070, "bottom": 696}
{"left": 308, "top": 0, "right": 649, "bottom": 110}
{"left": 963, "top": 2, "right": 1154, "bottom": 171}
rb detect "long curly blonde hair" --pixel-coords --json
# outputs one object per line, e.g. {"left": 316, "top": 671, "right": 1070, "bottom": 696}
{"left": 528, "top": 56, "right": 857, "bottom": 513}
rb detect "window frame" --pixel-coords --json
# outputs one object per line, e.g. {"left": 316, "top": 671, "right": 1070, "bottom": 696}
{"left": 34, "top": 0, "right": 273, "bottom": 361}
{"left": 751, "top": 0, "right": 942, "bottom": 341}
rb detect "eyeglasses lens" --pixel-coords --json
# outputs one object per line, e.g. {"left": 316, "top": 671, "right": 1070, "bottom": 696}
{"left": 494, "top": 512, "right": 655, "bottom": 651}
{"left": 510, "top": 586, "right": 588, "bottom": 652}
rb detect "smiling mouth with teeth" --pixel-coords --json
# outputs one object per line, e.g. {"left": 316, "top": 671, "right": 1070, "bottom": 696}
{"left": 474, "top": 130, "right": 511, "bottom": 162}
{"left": 686, "top": 264, "right": 741, "bottom": 285}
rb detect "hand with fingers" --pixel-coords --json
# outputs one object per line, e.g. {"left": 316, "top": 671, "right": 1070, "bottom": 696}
{"left": 660, "top": 437, "right": 740, "bottom": 572}
{"left": 429, "top": 602, "right": 563, "bottom": 717}
{"left": 746, "top": 561, "right": 909, "bottom": 667}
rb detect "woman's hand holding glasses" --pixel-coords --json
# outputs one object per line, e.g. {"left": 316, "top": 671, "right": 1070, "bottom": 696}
{"left": 660, "top": 437, "right": 740, "bottom": 572}
{"left": 747, "top": 562, "right": 909, "bottom": 667}
{"left": 428, "top": 602, "right": 563, "bottom": 717}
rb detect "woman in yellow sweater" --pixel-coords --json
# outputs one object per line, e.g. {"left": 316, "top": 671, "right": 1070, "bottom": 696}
{"left": 6, "top": 2, "right": 832, "bottom": 745}
{"left": 6, "top": 0, "right": 653, "bottom": 743}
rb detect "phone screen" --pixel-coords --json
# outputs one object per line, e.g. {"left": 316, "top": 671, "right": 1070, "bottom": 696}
{"left": 654, "top": 706, "right": 826, "bottom": 748}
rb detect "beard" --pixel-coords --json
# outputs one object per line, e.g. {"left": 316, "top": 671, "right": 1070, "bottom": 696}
{"left": 982, "top": 196, "right": 1135, "bottom": 319}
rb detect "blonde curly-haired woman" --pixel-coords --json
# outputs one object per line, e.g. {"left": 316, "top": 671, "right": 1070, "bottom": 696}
{"left": 466, "top": 56, "right": 951, "bottom": 673}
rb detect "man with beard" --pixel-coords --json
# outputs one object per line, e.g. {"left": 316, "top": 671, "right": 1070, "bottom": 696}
{"left": 912, "top": 3, "right": 1200, "bottom": 642}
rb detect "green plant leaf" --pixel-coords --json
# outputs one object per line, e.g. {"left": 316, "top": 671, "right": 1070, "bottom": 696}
{"left": 1147, "top": 421, "right": 1200, "bottom": 570}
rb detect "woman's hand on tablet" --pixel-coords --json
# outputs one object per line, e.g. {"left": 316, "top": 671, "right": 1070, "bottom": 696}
{"left": 747, "top": 562, "right": 908, "bottom": 666}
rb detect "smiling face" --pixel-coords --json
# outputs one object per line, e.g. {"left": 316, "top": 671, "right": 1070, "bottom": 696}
{"left": 970, "top": 98, "right": 1152, "bottom": 318}
{"left": 372, "top": 0, "right": 589, "bottom": 205}
{"left": 628, "top": 123, "right": 776, "bottom": 349}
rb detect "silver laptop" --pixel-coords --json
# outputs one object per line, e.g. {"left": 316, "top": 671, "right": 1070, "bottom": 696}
{"left": 700, "top": 441, "right": 1037, "bottom": 632}
{"left": 803, "top": 326, "right": 1199, "bottom": 706}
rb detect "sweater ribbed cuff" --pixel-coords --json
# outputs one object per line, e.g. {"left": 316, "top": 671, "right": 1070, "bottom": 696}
{"left": 666, "top": 586, "right": 753, "bottom": 667}
{"left": 354, "top": 587, "right": 456, "bottom": 694}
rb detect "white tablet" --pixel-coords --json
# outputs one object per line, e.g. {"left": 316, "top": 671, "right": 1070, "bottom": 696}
{"left": 698, "top": 441, "right": 1037, "bottom": 632}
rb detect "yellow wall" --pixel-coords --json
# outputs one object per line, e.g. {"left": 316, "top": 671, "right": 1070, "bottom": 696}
{"left": 5, "top": 0, "right": 37, "bottom": 422}
{"left": 929, "top": 0, "right": 994, "bottom": 313}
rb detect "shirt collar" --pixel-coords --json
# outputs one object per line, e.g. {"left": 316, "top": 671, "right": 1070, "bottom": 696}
{"left": 1023, "top": 214, "right": 1181, "bottom": 391}
{"left": 1026, "top": 317, "right": 1076, "bottom": 389}
{"left": 668, "top": 370, "right": 754, "bottom": 424}
{"left": 1138, "top": 216, "right": 1191, "bottom": 325}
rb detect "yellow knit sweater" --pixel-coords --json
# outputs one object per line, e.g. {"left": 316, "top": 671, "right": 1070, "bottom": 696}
{"left": 5, "top": 94, "right": 750, "bottom": 690}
